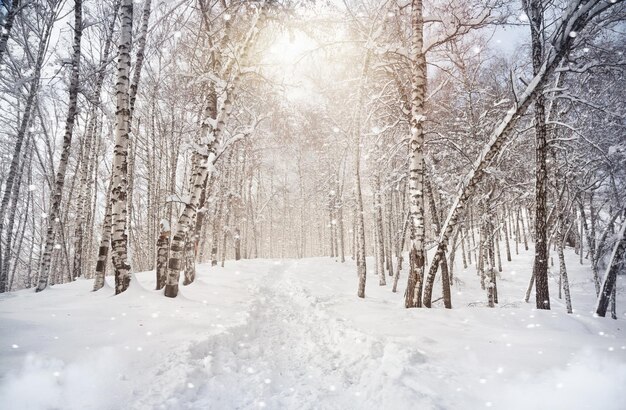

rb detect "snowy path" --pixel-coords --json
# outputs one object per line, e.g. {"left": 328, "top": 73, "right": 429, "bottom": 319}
{"left": 137, "top": 260, "right": 435, "bottom": 410}
{"left": 2, "top": 250, "right": 626, "bottom": 410}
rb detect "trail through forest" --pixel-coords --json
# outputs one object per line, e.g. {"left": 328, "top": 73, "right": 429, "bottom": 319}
{"left": 136, "top": 259, "right": 437, "bottom": 409}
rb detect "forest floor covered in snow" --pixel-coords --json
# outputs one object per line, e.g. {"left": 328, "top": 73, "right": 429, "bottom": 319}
{"left": 1, "top": 246, "right": 625, "bottom": 410}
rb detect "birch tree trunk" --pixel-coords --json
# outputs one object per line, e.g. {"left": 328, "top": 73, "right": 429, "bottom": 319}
{"left": 194, "top": 84, "right": 218, "bottom": 260}
{"left": 110, "top": 0, "right": 133, "bottom": 295}
{"left": 36, "top": 0, "right": 82, "bottom": 291}
{"left": 556, "top": 215, "right": 573, "bottom": 314}
{"left": 93, "top": 184, "right": 112, "bottom": 291}
{"left": 425, "top": 176, "right": 451, "bottom": 308}
{"left": 354, "top": 51, "right": 371, "bottom": 299}
{"left": 503, "top": 205, "right": 512, "bottom": 261}
{"left": 338, "top": 193, "right": 346, "bottom": 263}
{"left": 392, "top": 212, "right": 409, "bottom": 293}
{"left": 405, "top": 0, "right": 426, "bottom": 308}
{"left": 156, "top": 230, "right": 169, "bottom": 290}
{"left": 126, "top": 0, "right": 152, "bottom": 262}
{"left": 374, "top": 173, "right": 386, "bottom": 285}
{"left": 595, "top": 222, "right": 626, "bottom": 317}
{"left": 525, "top": 0, "right": 551, "bottom": 309}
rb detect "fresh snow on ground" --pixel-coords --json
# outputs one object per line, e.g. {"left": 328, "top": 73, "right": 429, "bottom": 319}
{"left": 1, "top": 246, "right": 625, "bottom": 410}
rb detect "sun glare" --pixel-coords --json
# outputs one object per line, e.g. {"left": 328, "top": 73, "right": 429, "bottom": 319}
{"left": 267, "top": 30, "right": 317, "bottom": 68}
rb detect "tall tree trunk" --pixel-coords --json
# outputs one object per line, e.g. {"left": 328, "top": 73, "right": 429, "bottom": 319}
{"left": 354, "top": 51, "right": 371, "bottom": 298}
{"left": 126, "top": 0, "right": 152, "bottom": 262}
{"left": 579, "top": 197, "right": 601, "bottom": 295}
{"left": 595, "top": 222, "right": 626, "bottom": 317}
{"left": 460, "top": 226, "right": 468, "bottom": 269}
{"left": 556, "top": 217, "right": 573, "bottom": 314}
{"left": 194, "top": 84, "right": 218, "bottom": 261}
{"left": 425, "top": 176, "right": 451, "bottom": 308}
{"left": 448, "top": 227, "right": 459, "bottom": 286}
{"left": 110, "top": 0, "right": 134, "bottom": 295}
{"left": 503, "top": 205, "right": 512, "bottom": 261}
{"left": 156, "top": 229, "right": 169, "bottom": 290}
{"left": 386, "top": 190, "right": 394, "bottom": 275}
{"left": 36, "top": 0, "right": 82, "bottom": 291}
{"left": 520, "top": 208, "right": 529, "bottom": 251}
{"left": 338, "top": 195, "right": 346, "bottom": 263}
{"left": 93, "top": 183, "right": 112, "bottom": 291}
{"left": 374, "top": 174, "right": 386, "bottom": 285}
{"left": 526, "top": 0, "right": 550, "bottom": 309}
{"left": 392, "top": 211, "right": 409, "bottom": 293}
{"left": 405, "top": 0, "right": 426, "bottom": 308}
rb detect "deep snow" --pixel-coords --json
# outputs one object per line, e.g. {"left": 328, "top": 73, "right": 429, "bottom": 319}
{"left": 1, "top": 246, "right": 625, "bottom": 410}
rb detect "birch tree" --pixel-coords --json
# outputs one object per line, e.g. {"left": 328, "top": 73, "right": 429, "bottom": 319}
{"left": 110, "top": 0, "right": 133, "bottom": 294}
{"left": 524, "top": 0, "right": 551, "bottom": 310}
{"left": 404, "top": 0, "right": 427, "bottom": 308}
{"left": 36, "top": 0, "right": 83, "bottom": 292}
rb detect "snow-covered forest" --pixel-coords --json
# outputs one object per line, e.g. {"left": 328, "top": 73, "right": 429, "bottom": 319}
{"left": 1, "top": 0, "right": 625, "bottom": 408}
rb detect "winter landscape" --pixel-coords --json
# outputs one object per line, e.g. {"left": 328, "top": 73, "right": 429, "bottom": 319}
{"left": 1, "top": 0, "right": 625, "bottom": 409}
